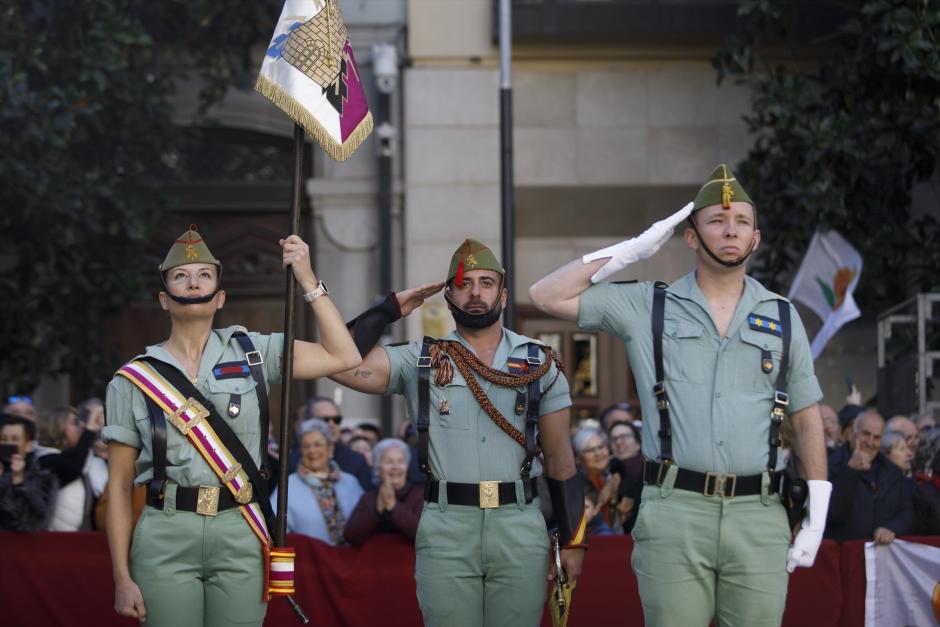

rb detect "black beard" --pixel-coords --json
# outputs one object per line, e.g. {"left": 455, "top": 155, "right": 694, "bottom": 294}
{"left": 445, "top": 292, "right": 503, "bottom": 329}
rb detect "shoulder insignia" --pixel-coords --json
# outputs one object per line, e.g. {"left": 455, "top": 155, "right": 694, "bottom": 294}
{"left": 611, "top": 280, "right": 639, "bottom": 285}
{"left": 231, "top": 325, "right": 249, "bottom": 335}
{"left": 748, "top": 313, "right": 783, "bottom": 337}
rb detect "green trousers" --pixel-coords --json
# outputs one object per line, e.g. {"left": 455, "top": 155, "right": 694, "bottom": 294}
{"left": 631, "top": 475, "right": 791, "bottom": 627}
{"left": 130, "top": 485, "right": 267, "bottom": 627}
{"left": 415, "top": 493, "right": 549, "bottom": 627}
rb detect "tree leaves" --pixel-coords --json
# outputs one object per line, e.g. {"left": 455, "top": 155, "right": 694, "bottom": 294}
{"left": 0, "top": 0, "right": 280, "bottom": 397}
{"left": 713, "top": 0, "right": 940, "bottom": 309}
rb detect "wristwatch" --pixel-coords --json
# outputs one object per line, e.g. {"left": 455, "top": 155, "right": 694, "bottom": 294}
{"left": 302, "top": 280, "right": 330, "bottom": 302}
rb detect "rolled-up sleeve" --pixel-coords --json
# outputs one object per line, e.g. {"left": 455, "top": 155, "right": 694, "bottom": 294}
{"left": 102, "top": 377, "right": 142, "bottom": 449}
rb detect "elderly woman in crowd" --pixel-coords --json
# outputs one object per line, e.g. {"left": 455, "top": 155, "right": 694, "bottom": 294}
{"left": 572, "top": 426, "right": 627, "bottom": 534}
{"left": 271, "top": 418, "right": 363, "bottom": 545}
{"left": 344, "top": 438, "right": 424, "bottom": 545}
{"left": 882, "top": 430, "right": 914, "bottom": 477}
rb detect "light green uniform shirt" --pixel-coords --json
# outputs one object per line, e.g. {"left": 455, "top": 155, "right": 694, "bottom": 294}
{"left": 578, "top": 272, "right": 822, "bottom": 476}
{"left": 384, "top": 328, "right": 572, "bottom": 483}
{"left": 102, "top": 326, "right": 284, "bottom": 487}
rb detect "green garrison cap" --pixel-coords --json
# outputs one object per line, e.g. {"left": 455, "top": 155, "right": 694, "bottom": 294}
{"left": 159, "top": 224, "right": 221, "bottom": 272}
{"left": 693, "top": 164, "right": 753, "bottom": 212}
{"left": 446, "top": 239, "right": 505, "bottom": 285}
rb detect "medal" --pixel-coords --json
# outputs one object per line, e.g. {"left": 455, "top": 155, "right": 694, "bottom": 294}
{"left": 228, "top": 394, "right": 241, "bottom": 418}
{"left": 439, "top": 398, "right": 450, "bottom": 415}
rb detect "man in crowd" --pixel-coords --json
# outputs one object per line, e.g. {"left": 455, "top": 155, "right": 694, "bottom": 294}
{"left": 0, "top": 413, "right": 57, "bottom": 531}
{"left": 826, "top": 410, "right": 913, "bottom": 543}
{"left": 820, "top": 403, "right": 842, "bottom": 454}
{"left": 598, "top": 402, "right": 635, "bottom": 432}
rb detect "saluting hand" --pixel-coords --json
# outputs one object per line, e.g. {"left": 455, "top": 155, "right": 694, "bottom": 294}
{"left": 396, "top": 281, "right": 446, "bottom": 317}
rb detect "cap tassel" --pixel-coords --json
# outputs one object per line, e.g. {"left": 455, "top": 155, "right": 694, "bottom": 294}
{"left": 454, "top": 261, "right": 464, "bottom": 287}
{"left": 721, "top": 182, "right": 733, "bottom": 208}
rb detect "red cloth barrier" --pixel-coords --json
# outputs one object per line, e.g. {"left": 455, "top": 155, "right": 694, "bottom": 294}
{"left": 1, "top": 531, "right": 936, "bottom": 626}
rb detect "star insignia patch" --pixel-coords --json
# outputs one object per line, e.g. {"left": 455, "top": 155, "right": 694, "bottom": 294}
{"left": 748, "top": 313, "right": 783, "bottom": 337}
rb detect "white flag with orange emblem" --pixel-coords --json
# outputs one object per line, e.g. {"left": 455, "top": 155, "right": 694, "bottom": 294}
{"left": 787, "top": 229, "right": 862, "bottom": 359}
{"left": 864, "top": 539, "right": 940, "bottom": 627}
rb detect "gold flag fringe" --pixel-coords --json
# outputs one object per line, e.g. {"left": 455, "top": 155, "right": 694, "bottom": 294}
{"left": 255, "top": 73, "right": 373, "bottom": 162}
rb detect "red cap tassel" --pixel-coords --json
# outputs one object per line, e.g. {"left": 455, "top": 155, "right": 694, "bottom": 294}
{"left": 454, "top": 261, "right": 464, "bottom": 287}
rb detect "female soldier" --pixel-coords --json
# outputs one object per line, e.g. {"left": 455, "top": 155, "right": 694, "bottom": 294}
{"left": 102, "top": 226, "right": 360, "bottom": 626}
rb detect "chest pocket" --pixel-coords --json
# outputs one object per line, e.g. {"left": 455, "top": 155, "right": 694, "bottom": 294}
{"left": 206, "top": 376, "right": 259, "bottom": 435}
{"left": 432, "top": 373, "right": 472, "bottom": 430}
{"left": 737, "top": 328, "right": 784, "bottom": 392}
{"left": 663, "top": 321, "right": 709, "bottom": 384}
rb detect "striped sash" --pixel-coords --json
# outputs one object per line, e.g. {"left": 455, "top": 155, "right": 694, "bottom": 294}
{"left": 117, "top": 359, "right": 295, "bottom": 599}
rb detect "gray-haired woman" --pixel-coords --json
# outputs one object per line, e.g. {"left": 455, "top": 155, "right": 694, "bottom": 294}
{"left": 343, "top": 437, "right": 424, "bottom": 545}
{"left": 269, "top": 418, "right": 363, "bottom": 545}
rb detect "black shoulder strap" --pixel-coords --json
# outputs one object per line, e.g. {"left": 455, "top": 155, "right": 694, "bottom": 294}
{"left": 146, "top": 397, "right": 167, "bottom": 504}
{"left": 768, "top": 300, "right": 792, "bottom": 471}
{"left": 416, "top": 337, "right": 434, "bottom": 478}
{"left": 139, "top": 356, "right": 276, "bottom": 529}
{"left": 520, "top": 343, "right": 542, "bottom": 480}
{"left": 233, "top": 331, "right": 270, "bottom": 476}
{"left": 651, "top": 281, "right": 673, "bottom": 464}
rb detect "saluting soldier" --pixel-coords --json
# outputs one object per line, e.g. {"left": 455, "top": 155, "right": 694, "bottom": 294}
{"left": 102, "top": 226, "right": 360, "bottom": 627}
{"left": 529, "top": 166, "right": 832, "bottom": 627}
{"left": 331, "top": 239, "right": 587, "bottom": 627}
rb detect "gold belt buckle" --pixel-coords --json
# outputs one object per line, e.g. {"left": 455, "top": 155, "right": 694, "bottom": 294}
{"left": 479, "top": 480, "right": 500, "bottom": 509}
{"left": 704, "top": 472, "right": 737, "bottom": 498}
{"left": 196, "top": 485, "right": 221, "bottom": 516}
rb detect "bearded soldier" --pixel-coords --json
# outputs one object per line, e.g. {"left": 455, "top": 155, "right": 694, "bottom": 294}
{"left": 331, "top": 239, "right": 587, "bottom": 627}
{"left": 530, "top": 166, "right": 831, "bottom": 627}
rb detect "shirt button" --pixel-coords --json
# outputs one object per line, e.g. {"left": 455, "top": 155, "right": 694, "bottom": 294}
{"left": 716, "top": 440, "right": 724, "bottom": 446}
{"left": 715, "top": 392, "right": 722, "bottom": 399}
{"left": 481, "top": 436, "right": 486, "bottom": 442}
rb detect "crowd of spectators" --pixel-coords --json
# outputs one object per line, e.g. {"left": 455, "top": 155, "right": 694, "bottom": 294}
{"left": 0, "top": 396, "right": 110, "bottom": 532}
{"left": 4, "top": 388, "right": 940, "bottom": 550}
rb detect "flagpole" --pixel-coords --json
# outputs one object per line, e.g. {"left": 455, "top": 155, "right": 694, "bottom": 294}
{"left": 278, "top": 122, "right": 309, "bottom": 624}
{"left": 499, "top": 0, "right": 515, "bottom": 331}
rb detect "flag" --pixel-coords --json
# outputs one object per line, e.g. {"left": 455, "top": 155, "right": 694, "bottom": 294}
{"left": 864, "top": 539, "right": 940, "bottom": 627}
{"left": 256, "top": 0, "right": 373, "bottom": 161}
{"left": 786, "top": 229, "right": 862, "bottom": 360}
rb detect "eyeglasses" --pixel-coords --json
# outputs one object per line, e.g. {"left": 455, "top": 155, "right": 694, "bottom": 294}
{"left": 313, "top": 415, "right": 343, "bottom": 425}
{"left": 581, "top": 444, "right": 608, "bottom": 455}
{"left": 7, "top": 396, "right": 32, "bottom": 405}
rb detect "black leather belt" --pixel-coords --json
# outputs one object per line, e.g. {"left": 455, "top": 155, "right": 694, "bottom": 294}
{"left": 146, "top": 483, "right": 247, "bottom": 515}
{"left": 642, "top": 460, "right": 778, "bottom": 498}
{"left": 425, "top": 479, "right": 537, "bottom": 508}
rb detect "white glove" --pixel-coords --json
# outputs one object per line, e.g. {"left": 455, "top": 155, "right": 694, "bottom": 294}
{"left": 582, "top": 202, "right": 694, "bottom": 283}
{"left": 786, "top": 479, "right": 832, "bottom": 573}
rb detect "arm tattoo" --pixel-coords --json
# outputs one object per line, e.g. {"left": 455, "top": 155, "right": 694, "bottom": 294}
{"left": 354, "top": 369, "right": 373, "bottom": 379}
